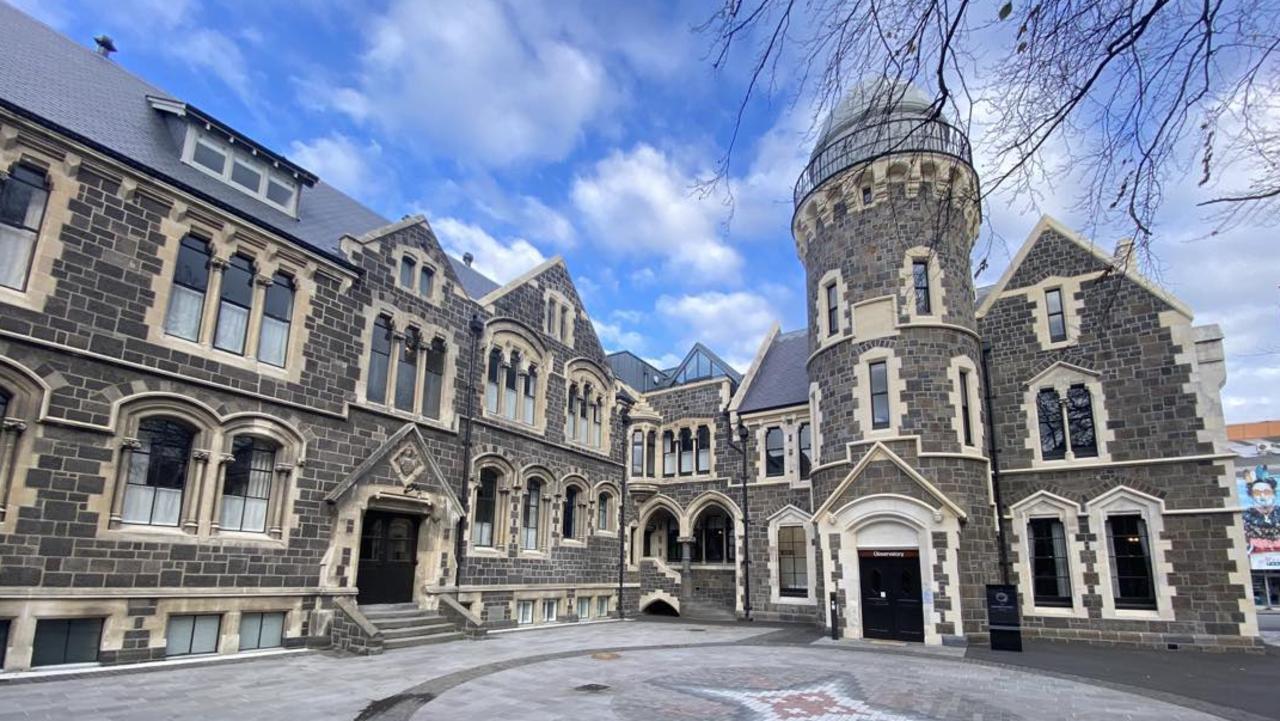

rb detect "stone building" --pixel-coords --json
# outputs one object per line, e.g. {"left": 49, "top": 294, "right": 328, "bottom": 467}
{"left": 0, "top": 5, "right": 1258, "bottom": 673}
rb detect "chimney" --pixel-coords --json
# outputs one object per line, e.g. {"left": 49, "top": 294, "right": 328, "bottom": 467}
{"left": 1113, "top": 237, "right": 1134, "bottom": 267}
{"left": 94, "top": 35, "right": 117, "bottom": 58}
{"left": 463, "top": 252, "right": 474, "bottom": 267}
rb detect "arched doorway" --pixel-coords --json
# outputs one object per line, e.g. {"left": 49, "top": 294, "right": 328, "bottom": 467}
{"left": 357, "top": 511, "right": 420, "bottom": 604}
{"left": 642, "top": 598, "right": 679, "bottom": 616}
{"left": 642, "top": 507, "right": 680, "bottom": 563}
{"left": 854, "top": 519, "right": 923, "bottom": 642}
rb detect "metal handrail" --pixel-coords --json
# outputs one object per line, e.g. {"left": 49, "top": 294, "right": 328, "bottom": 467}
{"left": 794, "top": 116, "right": 972, "bottom": 208}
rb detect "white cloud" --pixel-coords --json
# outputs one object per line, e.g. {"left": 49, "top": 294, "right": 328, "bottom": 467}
{"left": 329, "top": 0, "right": 609, "bottom": 166}
{"left": 655, "top": 291, "right": 779, "bottom": 370}
{"left": 288, "top": 134, "right": 382, "bottom": 200}
{"left": 431, "top": 216, "right": 546, "bottom": 284}
{"left": 572, "top": 144, "right": 743, "bottom": 283}
{"left": 594, "top": 320, "right": 646, "bottom": 353}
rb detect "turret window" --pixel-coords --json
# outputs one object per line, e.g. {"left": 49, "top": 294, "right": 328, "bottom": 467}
{"left": 912, "top": 259, "right": 931, "bottom": 314}
{"left": 0, "top": 163, "right": 49, "bottom": 292}
{"left": 798, "top": 423, "right": 812, "bottom": 479}
{"left": 869, "top": 360, "right": 890, "bottom": 430}
{"left": 959, "top": 369, "right": 974, "bottom": 447}
{"left": 824, "top": 282, "right": 839, "bottom": 337}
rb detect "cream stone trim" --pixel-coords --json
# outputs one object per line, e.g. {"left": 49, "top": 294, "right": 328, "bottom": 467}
{"left": 975, "top": 214, "right": 1193, "bottom": 320}
{"left": 727, "top": 323, "right": 779, "bottom": 415}
{"left": 1162, "top": 312, "right": 1230, "bottom": 454}
{"left": 815, "top": 268, "right": 850, "bottom": 350}
{"left": 591, "top": 479, "right": 620, "bottom": 536}
{"left": 477, "top": 255, "right": 566, "bottom": 307}
{"left": 745, "top": 407, "right": 812, "bottom": 486}
{"left": 542, "top": 287, "right": 577, "bottom": 347}
{"left": 639, "top": 376, "right": 727, "bottom": 399}
{"left": 467, "top": 453, "right": 515, "bottom": 552}
{"left": 626, "top": 422, "right": 658, "bottom": 482}
{"left": 1000, "top": 452, "right": 1235, "bottom": 475}
{"left": 1021, "top": 362, "right": 1114, "bottom": 466}
{"left": 0, "top": 356, "right": 44, "bottom": 530}
{"left": 558, "top": 474, "right": 591, "bottom": 543}
{"left": 355, "top": 306, "right": 460, "bottom": 430}
{"left": 516, "top": 467, "right": 555, "bottom": 554}
{"left": 792, "top": 154, "right": 981, "bottom": 260}
{"left": 898, "top": 246, "right": 947, "bottom": 323}
{"left": 654, "top": 417, "right": 719, "bottom": 481}
{"left": 1029, "top": 277, "right": 1088, "bottom": 350}
{"left": 483, "top": 320, "right": 550, "bottom": 435}
{"left": 1009, "top": 491, "right": 1088, "bottom": 619}
{"left": 767, "top": 505, "right": 817, "bottom": 605}
{"left": 808, "top": 383, "right": 824, "bottom": 465}
{"left": 93, "top": 393, "right": 308, "bottom": 544}
{"left": 812, "top": 442, "right": 968, "bottom": 521}
{"left": 852, "top": 346, "right": 907, "bottom": 440}
{"left": 139, "top": 206, "right": 319, "bottom": 383}
{"left": 817, "top": 493, "right": 965, "bottom": 645}
{"left": 849, "top": 296, "right": 900, "bottom": 344}
{"left": 1086, "top": 486, "right": 1176, "bottom": 621}
{"left": 945, "top": 355, "right": 985, "bottom": 455}
{"left": 394, "top": 246, "right": 445, "bottom": 307}
{"left": 564, "top": 357, "right": 613, "bottom": 453}
{"left": 640, "top": 589, "right": 680, "bottom": 614}
{"left": 0, "top": 140, "right": 78, "bottom": 313}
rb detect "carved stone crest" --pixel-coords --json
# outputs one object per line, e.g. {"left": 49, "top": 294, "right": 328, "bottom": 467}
{"left": 391, "top": 442, "right": 424, "bottom": 485}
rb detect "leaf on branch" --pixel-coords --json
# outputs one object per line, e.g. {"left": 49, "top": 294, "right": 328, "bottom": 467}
{"left": 999, "top": 2, "right": 1013, "bottom": 20}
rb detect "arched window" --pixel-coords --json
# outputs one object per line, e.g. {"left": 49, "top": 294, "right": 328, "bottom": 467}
{"left": 422, "top": 337, "right": 446, "bottom": 420}
{"left": 798, "top": 423, "right": 812, "bottom": 479}
{"left": 566, "top": 384, "right": 578, "bottom": 440}
{"left": 562, "top": 485, "right": 580, "bottom": 539}
{"left": 503, "top": 351, "right": 520, "bottom": 421}
{"left": 678, "top": 428, "right": 693, "bottom": 475}
{"left": 419, "top": 265, "right": 435, "bottom": 296}
{"left": 630, "top": 431, "right": 644, "bottom": 475}
{"left": 214, "top": 253, "right": 255, "bottom": 354}
{"left": 258, "top": 272, "right": 294, "bottom": 367}
{"left": 0, "top": 387, "right": 8, "bottom": 418}
{"left": 693, "top": 505, "right": 735, "bottom": 563}
{"left": 591, "top": 399, "right": 603, "bottom": 448}
{"left": 695, "top": 425, "right": 711, "bottom": 473}
{"left": 520, "top": 365, "right": 535, "bottom": 424}
{"left": 578, "top": 385, "right": 591, "bottom": 444}
{"left": 522, "top": 478, "right": 543, "bottom": 550}
{"left": 221, "top": 436, "right": 277, "bottom": 532}
{"left": 662, "top": 431, "right": 676, "bottom": 476}
{"left": 394, "top": 327, "right": 419, "bottom": 412}
{"left": 164, "top": 235, "right": 211, "bottom": 341}
{"left": 485, "top": 348, "right": 503, "bottom": 414}
{"left": 367, "top": 315, "right": 393, "bottom": 404}
{"left": 472, "top": 468, "right": 499, "bottom": 547}
{"left": 399, "top": 256, "right": 416, "bottom": 288}
{"left": 122, "top": 418, "right": 196, "bottom": 527}
{"left": 597, "top": 491, "right": 612, "bottom": 531}
{"left": 0, "top": 163, "right": 49, "bottom": 291}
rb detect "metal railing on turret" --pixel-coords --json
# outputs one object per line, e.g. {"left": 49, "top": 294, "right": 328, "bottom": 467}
{"left": 794, "top": 115, "right": 972, "bottom": 209}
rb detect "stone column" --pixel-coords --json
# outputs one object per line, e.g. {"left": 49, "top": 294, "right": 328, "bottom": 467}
{"left": 109, "top": 437, "right": 142, "bottom": 529}
{"left": 182, "top": 450, "right": 210, "bottom": 534}
{"left": 269, "top": 463, "right": 294, "bottom": 539}
{"left": 209, "top": 452, "right": 235, "bottom": 533}
{"left": 202, "top": 256, "right": 228, "bottom": 346}
{"left": 0, "top": 418, "right": 28, "bottom": 522}
{"left": 678, "top": 535, "right": 695, "bottom": 602}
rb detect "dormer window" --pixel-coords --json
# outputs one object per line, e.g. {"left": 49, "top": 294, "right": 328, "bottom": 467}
{"left": 182, "top": 129, "right": 299, "bottom": 215}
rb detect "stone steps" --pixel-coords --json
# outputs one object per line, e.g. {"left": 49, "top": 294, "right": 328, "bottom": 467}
{"left": 359, "top": 603, "right": 464, "bottom": 650}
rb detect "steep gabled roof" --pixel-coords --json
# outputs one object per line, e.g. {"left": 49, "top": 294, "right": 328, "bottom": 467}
{"left": 607, "top": 350, "right": 667, "bottom": 393}
{"left": 976, "top": 215, "right": 1193, "bottom": 319}
{"left": 736, "top": 328, "right": 809, "bottom": 414}
{"left": 0, "top": 3, "right": 386, "bottom": 264}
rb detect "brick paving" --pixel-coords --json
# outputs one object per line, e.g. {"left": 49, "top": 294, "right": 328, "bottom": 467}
{"left": 0, "top": 621, "right": 1266, "bottom": 721}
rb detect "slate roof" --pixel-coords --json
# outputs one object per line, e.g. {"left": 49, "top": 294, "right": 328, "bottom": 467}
{"left": 737, "top": 329, "right": 810, "bottom": 413}
{"left": 449, "top": 257, "right": 501, "bottom": 299}
{"left": 0, "top": 4, "right": 501, "bottom": 298}
{"left": 606, "top": 351, "right": 667, "bottom": 393}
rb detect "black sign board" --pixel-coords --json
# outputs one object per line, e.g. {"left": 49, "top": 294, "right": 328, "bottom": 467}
{"left": 986, "top": 584, "right": 1022, "bottom": 652}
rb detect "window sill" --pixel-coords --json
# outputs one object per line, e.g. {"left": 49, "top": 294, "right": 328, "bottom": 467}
{"left": 356, "top": 401, "right": 456, "bottom": 433}
{"left": 467, "top": 546, "right": 504, "bottom": 557}
{"left": 560, "top": 539, "right": 586, "bottom": 548}
{"left": 774, "top": 593, "right": 816, "bottom": 606}
{"left": 593, "top": 530, "right": 618, "bottom": 538}
{"left": 159, "top": 332, "right": 295, "bottom": 380}
{"left": 1108, "top": 606, "right": 1163, "bottom": 621}
{"left": 1028, "top": 604, "right": 1082, "bottom": 618}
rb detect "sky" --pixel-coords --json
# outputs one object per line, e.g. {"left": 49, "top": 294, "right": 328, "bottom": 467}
{"left": 12, "top": 0, "right": 1277, "bottom": 423}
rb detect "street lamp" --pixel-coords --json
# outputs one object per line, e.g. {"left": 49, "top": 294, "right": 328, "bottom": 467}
{"left": 616, "top": 392, "right": 633, "bottom": 619}
{"left": 724, "top": 411, "right": 752, "bottom": 621}
{"left": 454, "top": 313, "right": 486, "bottom": 593}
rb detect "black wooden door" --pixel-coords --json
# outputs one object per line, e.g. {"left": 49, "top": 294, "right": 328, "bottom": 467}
{"left": 859, "top": 549, "right": 924, "bottom": 642}
{"left": 357, "top": 511, "right": 419, "bottom": 604}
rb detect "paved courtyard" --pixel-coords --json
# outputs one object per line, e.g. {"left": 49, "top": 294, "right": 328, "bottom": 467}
{"left": 0, "top": 620, "right": 1270, "bottom": 721}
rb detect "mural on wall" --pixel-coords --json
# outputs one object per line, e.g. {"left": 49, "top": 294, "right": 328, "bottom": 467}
{"left": 1236, "top": 451, "right": 1280, "bottom": 571}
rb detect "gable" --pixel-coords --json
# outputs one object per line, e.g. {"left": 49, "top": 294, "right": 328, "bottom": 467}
{"left": 814, "top": 442, "right": 967, "bottom": 520}
{"left": 485, "top": 258, "right": 609, "bottom": 363}
{"left": 325, "top": 423, "right": 461, "bottom": 515}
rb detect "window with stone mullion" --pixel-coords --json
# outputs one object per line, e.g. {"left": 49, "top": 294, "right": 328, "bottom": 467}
{"left": 1065, "top": 385, "right": 1097, "bottom": 457}
{"left": 1037, "top": 388, "right": 1066, "bottom": 460}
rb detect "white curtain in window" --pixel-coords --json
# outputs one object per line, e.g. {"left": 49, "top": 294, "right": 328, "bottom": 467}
{"left": 0, "top": 225, "right": 36, "bottom": 290}
{"left": 258, "top": 317, "right": 289, "bottom": 366}
{"left": 1050, "top": 519, "right": 1070, "bottom": 597}
{"left": 241, "top": 497, "right": 268, "bottom": 532}
{"left": 164, "top": 285, "right": 205, "bottom": 340}
{"left": 215, "top": 302, "right": 250, "bottom": 352}
{"left": 220, "top": 495, "right": 245, "bottom": 529}
{"left": 121, "top": 484, "right": 155, "bottom": 524}
{"left": 151, "top": 487, "right": 182, "bottom": 525}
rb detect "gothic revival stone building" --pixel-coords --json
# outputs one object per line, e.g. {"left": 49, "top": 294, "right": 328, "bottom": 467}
{"left": 0, "top": 6, "right": 1258, "bottom": 672}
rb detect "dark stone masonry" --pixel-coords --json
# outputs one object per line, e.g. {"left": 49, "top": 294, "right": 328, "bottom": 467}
{"left": 0, "top": 3, "right": 1259, "bottom": 675}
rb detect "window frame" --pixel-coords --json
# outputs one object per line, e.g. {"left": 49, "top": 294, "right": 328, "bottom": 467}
{"left": 182, "top": 129, "right": 299, "bottom": 215}
{"left": 777, "top": 525, "right": 809, "bottom": 598}
{"left": 912, "top": 259, "right": 932, "bottom": 315}
{"left": 0, "top": 162, "right": 50, "bottom": 293}
{"left": 868, "top": 360, "right": 890, "bottom": 430}
{"left": 764, "top": 426, "right": 785, "bottom": 477}
{"left": 1045, "top": 287, "right": 1068, "bottom": 343}
{"left": 165, "top": 613, "right": 222, "bottom": 657}
{"left": 1105, "top": 514, "right": 1158, "bottom": 611}
{"left": 1027, "top": 517, "right": 1073, "bottom": 607}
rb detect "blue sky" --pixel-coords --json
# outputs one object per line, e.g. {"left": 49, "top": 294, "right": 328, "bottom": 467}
{"left": 14, "top": 0, "right": 1278, "bottom": 422}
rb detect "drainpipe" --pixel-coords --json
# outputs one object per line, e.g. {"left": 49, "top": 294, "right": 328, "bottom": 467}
{"left": 724, "top": 411, "right": 752, "bottom": 621}
{"left": 616, "top": 395, "right": 632, "bottom": 618}
{"left": 453, "top": 313, "right": 486, "bottom": 594}
{"left": 979, "top": 340, "right": 1011, "bottom": 586}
